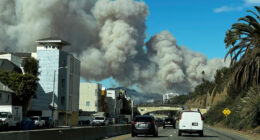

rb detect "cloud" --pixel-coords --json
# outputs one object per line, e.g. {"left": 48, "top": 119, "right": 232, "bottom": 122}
{"left": 245, "top": 0, "right": 260, "bottom": 4}
{"left": 213, "top": 6, "right": 243, "bottom": 13}
{"left": 214, "top": 0, "right": 260, "bottom": 13}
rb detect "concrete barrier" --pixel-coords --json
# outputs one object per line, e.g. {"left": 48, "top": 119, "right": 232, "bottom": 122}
{"left": 0, "top": 125, "right": 131, "bottom": 140}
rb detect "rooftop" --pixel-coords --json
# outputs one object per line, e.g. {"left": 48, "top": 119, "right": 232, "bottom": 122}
{"left": 0, "top": 52, "right": 32, "bottom": 58}
{"left": 0, "top": 59, "right": 22, "bottom": 73}
{"left": 35, "top": 37, "right": 71, "bottom": 46}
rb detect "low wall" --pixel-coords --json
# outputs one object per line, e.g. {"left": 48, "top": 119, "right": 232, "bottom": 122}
{"left": 0, "top": 125, "right": 131, "bottom": 140}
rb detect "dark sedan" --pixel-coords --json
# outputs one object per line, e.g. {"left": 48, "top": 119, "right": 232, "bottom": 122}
{"left": 163, "top": 117, "right": 176, "bottom": 129}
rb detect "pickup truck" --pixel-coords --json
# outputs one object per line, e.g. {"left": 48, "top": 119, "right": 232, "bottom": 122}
{"left": 30, "top": 116, "right": 45, "bottom": 128}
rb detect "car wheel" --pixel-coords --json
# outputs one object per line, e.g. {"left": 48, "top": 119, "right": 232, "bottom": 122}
{"left": 131, "top": 132, "right": 136, "bottom": 137}
{"left": 199, "top": 131, "right": 203, "bottom": 137}
{"left": 153, "top": 132, "right": 158, "bottom": 137}
{"left": 178, "top": 130, "right": 182, "bottom": 136}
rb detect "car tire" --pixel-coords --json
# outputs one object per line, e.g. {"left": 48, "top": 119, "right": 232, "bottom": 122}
{"left": 199, "top": 131, "right": 203, "bottom": 137}
{"left": 16, "top": 123, "right": 21, "bottom": 130}
{"left": 153, "top": 132, "right": 158, "bottom": 137}
{"left": 5, "top": 123, "right": 9, "bottom": 130}
{"left": 178, "top": 130, "right": 182, "bottom": 136}
{"left": 131, "top": 132, "right": 136, "bottom": 137}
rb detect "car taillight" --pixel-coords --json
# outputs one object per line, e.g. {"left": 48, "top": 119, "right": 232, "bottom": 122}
{"left": 149, "top": 122, "right": 154, "bottom": 125}
{"left": 201, "top": 115, "right": 204, "bottom": 120}
{"left": 180, "top": 114, "right": 182, "bottom": 120}
{"left": 132, "top": 121, "right": 136, "bottom": 124}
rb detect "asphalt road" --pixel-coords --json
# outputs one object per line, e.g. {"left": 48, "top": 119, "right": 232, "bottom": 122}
{"left": 104, "top": 126, "right": 250, "bottom": 140}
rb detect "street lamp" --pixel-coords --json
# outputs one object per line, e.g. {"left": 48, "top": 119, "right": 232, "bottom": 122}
{"left": 51, "top": 66, "right": 67, "bottom": 121}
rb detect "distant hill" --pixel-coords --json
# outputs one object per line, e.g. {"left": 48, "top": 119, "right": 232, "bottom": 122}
{"left": 107, "top": 87, "right": 162, "bottom": 104}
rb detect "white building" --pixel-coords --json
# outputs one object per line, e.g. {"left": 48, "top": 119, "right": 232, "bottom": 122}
{"left": 163, "top": 92, "right": 180, "bottom": 103}
{"left": 79, "top": 83, "right": 102, "bottom": 112}
{"left": 106, "top": 89, "right": 123, "bottom": 117}
{"left": 30, "top": 37, "right": 80, "bottom": 126}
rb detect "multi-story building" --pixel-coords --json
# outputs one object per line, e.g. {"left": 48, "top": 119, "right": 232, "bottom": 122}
{"left": 106, "top": 89, "right": 123, "bottom": 117}
{"left": 163, "top": 92, "right": 180, "bottom": 103}
{"left": 101, "top": 87, "right": 108, "bottom": 113}
{"left": 30, "top": 37, "right": 80, "bottom": 126}
{"left": 79, "top": 83, "right": 102, "bottom": 112}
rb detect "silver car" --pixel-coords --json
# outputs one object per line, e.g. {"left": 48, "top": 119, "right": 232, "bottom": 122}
{"left": 131, "top": 115, "right": 158, "bottom": 137}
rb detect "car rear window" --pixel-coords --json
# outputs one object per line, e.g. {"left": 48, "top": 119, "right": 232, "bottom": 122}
{"left": 134, "top": 117, "right": 153, "bottom": 122}
{"left": 182, "top": 112, "right": 201, "bottom": 120}
{"left": 95, "top": 117, "right": 105, "bottom": 120}
{"left": 165, "top": 118, "right": 173, "bottom": 122}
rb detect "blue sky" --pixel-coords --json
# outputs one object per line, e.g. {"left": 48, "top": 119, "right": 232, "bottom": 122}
{"left": 81, "top": 0, "right": 260, "bottom": 88}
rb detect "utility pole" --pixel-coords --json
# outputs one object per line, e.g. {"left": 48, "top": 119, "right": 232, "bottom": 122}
{"left": 51, "top": 66, "right": 67, "bottom": 124}
{"left": 131, "top": 100, "right": 134, "bottom": 120}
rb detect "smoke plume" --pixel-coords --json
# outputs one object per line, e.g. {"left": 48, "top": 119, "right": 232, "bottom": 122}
{"left": 0, "top": 0, "right": 229, "bottom": 94}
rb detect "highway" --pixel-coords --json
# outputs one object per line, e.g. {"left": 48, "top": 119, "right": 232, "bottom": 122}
{"left": 104, "top": 126, "right": 249, "bottom": 140}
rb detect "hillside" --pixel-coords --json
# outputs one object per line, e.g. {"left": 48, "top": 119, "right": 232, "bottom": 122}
{"left": 182, "top": 66, "right": 260, "bottom": 133}
{"left": 185, "top": 84, "right": 228, "bottom": 108}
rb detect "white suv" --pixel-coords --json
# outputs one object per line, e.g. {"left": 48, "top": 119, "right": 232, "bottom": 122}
{"left": 178, "top": 111, "right": 204, "bottom": 136}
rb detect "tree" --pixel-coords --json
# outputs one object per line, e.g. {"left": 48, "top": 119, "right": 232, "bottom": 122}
{"left": 0, "top": 57, "right": 39, "bottom": 115}
{"left": 23, "top": 57, "right": 39, "bottom": 76}
{"left": 170, "top": 95, "right": 189, "bottom": 105}
{"left": 224, "top": 6, "right": 260, "bottom": 88}
{"left": 189, "top": 80, "right": 215, "bottom": 98}
{"left": 0, "top": 71, "right": 38, "bottom": 115}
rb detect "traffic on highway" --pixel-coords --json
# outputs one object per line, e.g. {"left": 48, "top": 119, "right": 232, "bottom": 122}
{"left": 105, "top": 112, "right": 249, "bottom": 140}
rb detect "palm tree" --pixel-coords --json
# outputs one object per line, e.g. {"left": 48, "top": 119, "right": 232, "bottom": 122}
{"left": 224, "top": 6, "right": 260, "bottom": 88}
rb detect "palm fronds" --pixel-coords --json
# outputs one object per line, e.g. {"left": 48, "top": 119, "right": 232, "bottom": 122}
{"left": 224, "top": 6, "right": 260, "bottom": 88}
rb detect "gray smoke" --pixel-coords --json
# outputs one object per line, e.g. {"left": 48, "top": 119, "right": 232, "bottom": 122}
{"left": 0, "top": 0, "right": 230, "bottom": 94}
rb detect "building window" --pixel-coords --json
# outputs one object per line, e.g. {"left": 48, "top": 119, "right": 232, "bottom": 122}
{"left": 61, "top": 79, "right": 65, "bottom": 88}
{"left": 61, "top": 60, "right": 66, "bottom": 67}
{"left": 61, "top": 96, "right": 65, "bottom": 105}
{"left": 86, "top": 101, "right": 90, "bottom": 106}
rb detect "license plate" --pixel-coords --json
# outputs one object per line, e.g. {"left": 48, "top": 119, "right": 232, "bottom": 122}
{"left": 139, "top": 124, "right": 146, "bottom": 127}
{"left": 192, "top": 122, "right": 198, "bottom": 126}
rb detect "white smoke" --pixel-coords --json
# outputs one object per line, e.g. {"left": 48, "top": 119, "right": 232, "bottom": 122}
{"left": 0, "top": 0, "right": 230, "bottom": 94}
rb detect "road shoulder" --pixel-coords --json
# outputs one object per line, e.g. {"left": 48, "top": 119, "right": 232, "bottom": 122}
{"left": 207, "top": 124, "right": 260, "bottom": 140}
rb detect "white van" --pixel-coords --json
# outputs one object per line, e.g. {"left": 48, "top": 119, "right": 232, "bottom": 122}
{"left": 178, "top": 111, "right": 204, "bottom": 136}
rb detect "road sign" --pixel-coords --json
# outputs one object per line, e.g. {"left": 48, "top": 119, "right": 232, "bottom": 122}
{"left": 222, "top": 107, "right": 231, "bottom": 117}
